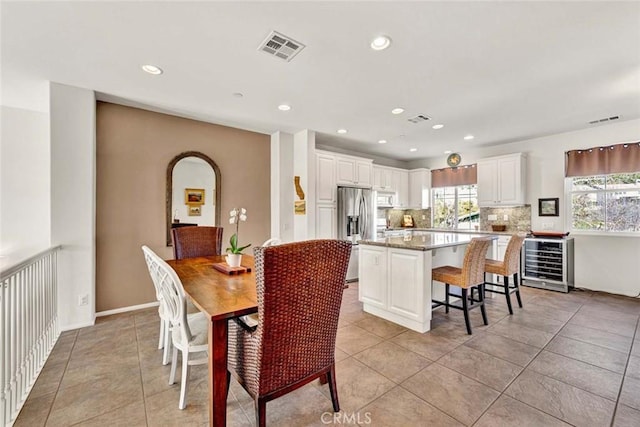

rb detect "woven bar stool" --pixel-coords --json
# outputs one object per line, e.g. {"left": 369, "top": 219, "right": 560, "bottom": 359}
{"left": 483, "top": 233, "right": 526, "bottom": 314}
{"left": 431, "top": 237, "right": 493, "bottom": 335}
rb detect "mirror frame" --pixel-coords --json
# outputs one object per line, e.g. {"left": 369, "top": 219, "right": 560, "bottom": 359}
{"left": 166, "top": 151, "right": 221, "bottom": 246}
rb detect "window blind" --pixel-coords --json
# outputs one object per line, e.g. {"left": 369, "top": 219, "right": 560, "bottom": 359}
{"left": 431, "top": 164, "right": 477, "bottom": 188}
{"left": 565, "top": 142, "right": 640, "bottom": 177}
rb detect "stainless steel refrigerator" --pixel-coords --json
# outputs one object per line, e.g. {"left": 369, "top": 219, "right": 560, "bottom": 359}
{"left": 337, "top": 186, "right": 374, "bottom": 282}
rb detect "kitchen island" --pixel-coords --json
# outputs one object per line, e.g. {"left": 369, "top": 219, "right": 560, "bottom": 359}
{"left": 358, "top": 231, "right": 497, "bottom": 333}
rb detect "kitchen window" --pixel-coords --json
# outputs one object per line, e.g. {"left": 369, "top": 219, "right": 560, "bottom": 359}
{"left": 568, "top": 173, "right": 640, "bottom": 233}
{"left": 432, "top": 185, "right": 479, "bottom": 230}
{"left": 565, "top": 142, "right": 640, "bottom": 234}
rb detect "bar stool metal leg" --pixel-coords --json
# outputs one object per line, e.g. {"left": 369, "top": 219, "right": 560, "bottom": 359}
{"left": 514, "top": 272, "right": 523, "bottom": 308}
{"left": 479, "top": 284, "right": 488, "bottom": 325}
{"left": 461, "top": 288, "right": 472, "bottom": 335}
{"left": 445, "top": 284, "right": 450, "bottom": 314}
{"left": 504, "top": 276, "right": 514, "bottom": 315}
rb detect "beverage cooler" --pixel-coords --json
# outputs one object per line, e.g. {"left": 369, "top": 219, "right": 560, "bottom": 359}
{"left": 522, "top": 237, "right": 574, "bottom": 293}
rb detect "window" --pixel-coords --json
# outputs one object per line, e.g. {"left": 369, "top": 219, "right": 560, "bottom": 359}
{"left": 568, "top": 173, "right": 640, "bottom": 232}
{"left": 432, "top": 185, "right": 479, "bottom": 230}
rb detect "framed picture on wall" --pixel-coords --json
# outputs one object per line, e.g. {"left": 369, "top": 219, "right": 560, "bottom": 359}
{"left": 185, "top": 188, "right": 205, "bottom": 205}
{"left": 188, "top": 205, "right": 202, "bottom": 216}
{"left": 539, "top": 198, "right": 559, "bottom": 216}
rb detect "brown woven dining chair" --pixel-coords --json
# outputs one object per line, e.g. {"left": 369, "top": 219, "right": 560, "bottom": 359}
{"left": 431, "top": 237, "right": 493, "bottom": 335}
{"left": 171, "top": 226, "right": 223, "bottom": 259}
{"left": 484, "top": 233, "right": 526, "bottom": 314}
{"left": 227, "top": 239, "right": 352, "bottom": 427}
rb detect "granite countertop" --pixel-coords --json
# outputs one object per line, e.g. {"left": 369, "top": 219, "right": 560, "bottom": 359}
{"left": 385, "top": 227, "right": 525, "bottom": 236}
{"left": 359, "top": 231, "right": 498, "bottom": 251}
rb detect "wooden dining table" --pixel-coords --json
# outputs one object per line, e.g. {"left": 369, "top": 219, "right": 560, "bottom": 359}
{"left": 167, "top": 255, "right": 257, "bottom": 427}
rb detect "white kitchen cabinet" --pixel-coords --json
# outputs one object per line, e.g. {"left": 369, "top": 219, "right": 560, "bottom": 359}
{"left": 316, "top": 153, "right": 336, "bottom": 203}
{"left": 387, "top": 248, "right": 426, "bottom": 322}
{"left": 408, "top": 168, "right": 431, "bottom": 208}
{"left": 373, "top": 166, "right": 393, "bottom": 191}
{"left": 393, "top": 170, "right": 409, "bottom": 207}
{"left": 315, "top": 204, "right": 336, "bottom": 239}
{"left": 358, "top": 245, "right": 387, "bottom": 309}
{"left": 336, "top": 156, "right": 373, "bottom": 186}
{"left": 477, "top": 153, "right": 526, "bottom": 206}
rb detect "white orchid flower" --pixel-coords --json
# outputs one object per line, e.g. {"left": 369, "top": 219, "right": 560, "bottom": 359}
{"left": 230, "top": 209, "right": 237, "bottom": 217}
{"left": 239, "top": 214, "right": 247, "bottom": 222}
{"left": 229, "top": 217, "right": 236, "bottom": 224}
{"left": 240, "top": 208, "right": 247, "bottom": 214}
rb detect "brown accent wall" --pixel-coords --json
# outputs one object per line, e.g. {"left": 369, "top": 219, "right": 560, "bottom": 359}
{"left": 96, "top": 102, "right": 270, "bottom": 312}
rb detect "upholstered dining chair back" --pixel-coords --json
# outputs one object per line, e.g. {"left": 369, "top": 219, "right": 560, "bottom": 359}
{"left": 228, "top": 239, "right": 351, "bottom": 424}
{"left": 460, "top": 237, "right": 494, "bottom": 287}
{"left": 171, "top": 226, "right": 223, "bottom": 259}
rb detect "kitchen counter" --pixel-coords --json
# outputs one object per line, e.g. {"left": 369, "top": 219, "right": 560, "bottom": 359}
{"left": 359, "top": 231, "right": 497, "bottom": 251}
{"left": 383, "top": 227, "right": 524, "bottom": 236}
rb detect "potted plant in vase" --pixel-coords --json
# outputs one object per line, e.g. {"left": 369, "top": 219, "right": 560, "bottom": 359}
{"left": 226, "top": 208, "right": 250, "bottom": 267}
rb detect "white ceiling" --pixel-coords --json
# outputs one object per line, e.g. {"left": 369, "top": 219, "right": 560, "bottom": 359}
{"left": 2, "top": 1, "right": 639, "bottom": 160}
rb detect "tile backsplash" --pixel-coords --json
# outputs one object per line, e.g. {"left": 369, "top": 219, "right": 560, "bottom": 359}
{"left": 479, "top": 205, "right": 531, "bottom": 232}
{"left": 386, "top": 208, "right": 431, "bottom": 228}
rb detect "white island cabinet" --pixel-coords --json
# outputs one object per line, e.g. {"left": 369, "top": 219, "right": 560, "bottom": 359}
{"left": 358, "top": 231, "right": 496, "bottom": 333}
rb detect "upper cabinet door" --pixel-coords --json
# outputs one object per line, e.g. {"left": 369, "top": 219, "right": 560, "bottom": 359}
{"left": 316, "top": 153, "right": 336, "bottom": 203}
{"left": 356, "top": 161, "right": 372, "bottom": 186}
{"left": 336, "top": 157, "right": 356, "bottom": 185}
{"left": 477, "top": 153, "right": 526, "bottom": 206}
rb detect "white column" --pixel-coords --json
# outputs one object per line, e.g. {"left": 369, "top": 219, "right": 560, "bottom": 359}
{"left": 50, "top": 82, "right": 96, "bottom": 330}
{"left": 270, "top": 131, "right": 294, "bottom": 242}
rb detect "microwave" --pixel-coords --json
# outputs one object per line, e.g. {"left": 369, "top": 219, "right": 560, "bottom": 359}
{"left": 376, "top": 192, "right": 395, "bottom": 208}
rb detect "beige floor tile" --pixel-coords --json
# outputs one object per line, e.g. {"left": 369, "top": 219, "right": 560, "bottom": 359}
{"left": 519, "top": 301, "right": 575, "bottom": 322}
{"left": 631, "top": 340, "right": 640, "bottom": 358}
{"left": 464, "top": 332, "right": 540, "bottom": 367}
{"left": 391, "top": 330, "right": 460, "bottom": 361}
{"left": 578, "top": 303, "right": 640, "bottom": 323}
{"left": 315, "top": 357, "right": 395, "bottom": 413}
{"left": 488, "top": 318, "right": 554, "bottom": 348}
{"left": 545, "top": 335, "right": 628, "bottom": 374}
{"left": 27, "top": 359, "right": 67, "bottom": 399}
{"left": 335, "top": 324, "right": 382, "bottom": 355}
{"left": 526, "top": 295, "right": 583, "bottom": 313}
{"left": 626, "top": 355, "right": 640, "bottom": 380}
{"left": 360, "top": 386, "right": 463, "bottom": 427}
{"left": 353, "top": 314, "right": 407, "bottom": 338}
{"left": 614, "top": 404, "right": 640, "bottom": 427}
{"left": 438, "top": 345, "right": 522, "bottom": 391}
{"left": 401, "top": 364, "right": 499, "bottom": 425}
{"left": 619, "top": 376, "right": 640, "bottom": 411}
{"left": 353, "top": 341, "right": 431, "bottom": 383}
{"left": 528, "top": 350, "right": 623, "bottom": 401}
{"left": 14, "top": 391, "right": 56, "bottom": 427}
{"left": 498, "top": 310, "right": 565, "bottom": 334}
{"left": 569, "top": 312, "right": 637, "bottom": 338}
{"left": 559, "top": 323, "right": 633, "bottom": 354}
{"left": 46, "top": 375, "right": 144, "bottom": 426}
{"left": 72, "top": 401, "right": 147, "bottom": 426}
{"left": 475, "top": 395, "right": 570, "bottom": 427}
{"left": 505, "top": 369, "right": 615, "bottom": 427}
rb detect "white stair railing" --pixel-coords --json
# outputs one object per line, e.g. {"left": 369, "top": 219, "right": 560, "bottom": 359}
{"left": 1, "top": 246, "right": 60, "bottom": 426}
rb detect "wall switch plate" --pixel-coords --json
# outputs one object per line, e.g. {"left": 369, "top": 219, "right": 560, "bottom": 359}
{"left": 542, "top": 222, "right": 554, "bottom": 230}
{"left": 503, "top": 215, "right": 509, "bottom": 220}
{"left": 488, "top": 214, "right": 498, "bottom": 221}
{"left": 78, "top": 294, "right": 89, "bottom": 306}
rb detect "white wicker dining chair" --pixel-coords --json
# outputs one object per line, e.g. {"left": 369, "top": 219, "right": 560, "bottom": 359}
{"left": 262, "top": 237, "right": 282, "bottom": 247}
{"left": 141, "top": 245, "right": 208, "bottom": 409}
{"left": 142, "top": 245, "right": 172, "bottom": 365}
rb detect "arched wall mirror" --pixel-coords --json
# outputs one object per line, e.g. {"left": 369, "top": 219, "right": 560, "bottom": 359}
{"left": 166, "top": 151, "right": 221, "bottom": 245}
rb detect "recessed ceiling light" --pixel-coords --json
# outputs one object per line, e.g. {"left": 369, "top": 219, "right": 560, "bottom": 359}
{"left": 391, "top": 108, "right": 404, "bottom": 115}
{"left": 378, "top": 139, "right": 387, "bottom": 144}
{"left": 370, "top": 35, "right": 391, "bottom": 51}
{"left": 141, "top": 64, "right": 163, "bottom": 75}
{"left": 409, "top": 148, "right": 417, "bottom": 152}
{"left": 432, "top": 124, "right": 444, "bottom": 130}
{"left": 444, "top": 150, "right": 452, "bottom": 154}
{"left": 337, "top": 129, "right": 348, "bottom": 134}
{"left": 464, "top": 135, "right": 474, "bottom": 140}
{"left": 232, "top": 92, "right": 244, "bottom": 98}
{"left": 278, "top": 104, "right": 291, "bottom": 111}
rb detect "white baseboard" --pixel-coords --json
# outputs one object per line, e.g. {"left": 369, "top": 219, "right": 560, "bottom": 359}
{"left": 96, "top": 301, "right": 159, "bottom": 317}
{"left": 60, "top": 320, "right": 95, "bottom": 332}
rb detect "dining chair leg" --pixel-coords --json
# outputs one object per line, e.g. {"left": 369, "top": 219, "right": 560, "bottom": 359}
{"left": 226, "top": 370, "right": 231, "bottom": 399}
{"left": 158, "top": 319, "right": 164, "bottom": 350}
{"left": 504, "top": 276, "right": 514, "bottom": 315}
{"left": 327, "top": 364, "right": 340, "bottom": 412}
{"left": 256, "top": 398, "right": 267, "bottom": 427}
{"left": 462, "top": 288, "right": 472, "bottom": 335}
{"left": 162, "top": 322, "right": 172, "bottom": 365}
{"left": 445, "top": 284, "right": 450, "bottom": 313}
{"left": 479, "top": 284, "right": 488, "bottom": 325}
{"left": 514, "top": 272, "right": 523, "bottom": 308}
{"left": 179, "top": 350, "right": 190, "bottom": 409}
{"left": 169, "top": 346, "right": 178, "bottom": 385}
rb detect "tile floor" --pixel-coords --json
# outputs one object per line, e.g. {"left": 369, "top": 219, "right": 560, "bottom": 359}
{"left": 15, "top": 283, "right": 640, "bottom": 426}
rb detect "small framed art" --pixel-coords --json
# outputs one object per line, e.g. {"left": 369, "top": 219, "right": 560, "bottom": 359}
{"left": 539, "top": 198, "right": 559, "bottom": 217}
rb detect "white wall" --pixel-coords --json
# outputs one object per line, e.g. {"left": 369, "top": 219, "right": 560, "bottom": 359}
{"left": 0, "top": 106, "right": 51, "bottom": 267}
{"left": 171, "top": 159, "right": 215, "bottom": 225}
{"left": 425, "top": 119, "right": 640, "bottom": 297}
{"left": 270, "top": 131, "right": 294, "bottom": 242}
{"left": 50, "top": 82, "right": 97, "bottom": 330}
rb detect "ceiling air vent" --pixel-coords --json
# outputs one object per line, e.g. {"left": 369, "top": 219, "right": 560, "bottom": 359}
{"left": 588, "top": 115, "right": 620, "bottom": 125}
{"left": 258, "top": 31, "right": 305, "bottom": 62}
{"left": 408, "top": 114, "right": 431, "bottom": 124}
